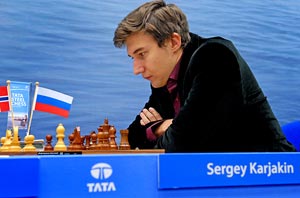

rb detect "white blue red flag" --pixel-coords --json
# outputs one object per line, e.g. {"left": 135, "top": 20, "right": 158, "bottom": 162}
{"left": 34, "top": 86, "right": 73, "bottom": 118}
{"left": 0, "top": 86, "right": 10, "bottom": 112}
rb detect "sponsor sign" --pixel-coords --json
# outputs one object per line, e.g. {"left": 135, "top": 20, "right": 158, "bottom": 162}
{"left": 39, "top": 155, "right": 159, "bottom": 198}
{"left": 7, "top": 81, "right": 31, "bottom": 130}
{"left": 158, "top": 153, "right": 300, "bottom": 189}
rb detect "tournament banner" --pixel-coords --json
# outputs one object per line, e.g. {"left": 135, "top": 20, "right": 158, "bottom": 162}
{"left": 7, "top": 81, "right": 31, "bottom": 130}
{"left": 158, "top": 153, "right": 300, "bottom": 189}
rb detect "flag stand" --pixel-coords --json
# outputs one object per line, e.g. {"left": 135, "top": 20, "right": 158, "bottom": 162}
{"left": 27, "top": 82, "right": 39, "bottom": 136}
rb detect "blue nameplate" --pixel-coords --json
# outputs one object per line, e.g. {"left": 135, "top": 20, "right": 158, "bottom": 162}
{"left": 158, "top": 153, "right": 300, "bottom": 189}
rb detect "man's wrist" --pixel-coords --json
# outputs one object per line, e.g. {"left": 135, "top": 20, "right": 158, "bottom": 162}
{"left": 145, "top": 120, "right": 164, "bottom": 141}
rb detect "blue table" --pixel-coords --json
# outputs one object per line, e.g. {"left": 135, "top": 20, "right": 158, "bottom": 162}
{"left": 1, "top": 152, "right": 300, "bottom": 198}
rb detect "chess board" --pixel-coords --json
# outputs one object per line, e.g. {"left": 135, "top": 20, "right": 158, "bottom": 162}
{"left": 0, "top": 119, "right": 165, "bottom": 155}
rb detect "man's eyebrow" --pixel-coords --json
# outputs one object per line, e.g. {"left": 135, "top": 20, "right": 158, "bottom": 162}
{"left": 128, "top": 47, "right": 144, "bottom": 57}
{"left": 128, "top": 47, "right": 145, "bottom": 57}
{"left": 134, "top": 47, "right": 144, "bottom": 54}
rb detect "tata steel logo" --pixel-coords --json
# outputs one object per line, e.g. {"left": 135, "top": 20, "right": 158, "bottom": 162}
{"left": 87, "top": 163, "right": 116, "bottom": 193}
{"left": 91, "top": 163, "right": 113, "bottom": 180}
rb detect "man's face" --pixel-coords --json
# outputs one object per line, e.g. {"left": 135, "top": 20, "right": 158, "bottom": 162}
{"left": 126, "top": 31, "right": 178, "bottom": 88}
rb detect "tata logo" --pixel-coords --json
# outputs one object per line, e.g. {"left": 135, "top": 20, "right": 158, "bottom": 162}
{"left": 91, "top": 163, "right": 113, "bottom": 180}
{"left": 87, "top": 163, "right": 117, "bottom": 193}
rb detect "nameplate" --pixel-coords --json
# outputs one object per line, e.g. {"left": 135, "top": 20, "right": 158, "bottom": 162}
{"left": 37, "top": 151, "right": 82, "bottom": 155}
{"left": 158, "top": 153, "right": 300, "bottom": 189}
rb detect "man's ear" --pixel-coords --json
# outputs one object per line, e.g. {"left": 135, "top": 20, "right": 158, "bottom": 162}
{"left": 170, "top": 33, "right": 182, "bottom": 51}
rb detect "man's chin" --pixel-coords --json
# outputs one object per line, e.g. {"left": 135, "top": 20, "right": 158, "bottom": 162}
{"left": 151, "top": 83, "right": 166, "bottom": 88}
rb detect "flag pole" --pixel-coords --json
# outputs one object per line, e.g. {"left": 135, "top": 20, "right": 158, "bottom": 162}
{"left": 6, "top": 80, "right": 15, "bottom": 129}
{"left": 27, "top": 82, "right": 39, "bottom": 136}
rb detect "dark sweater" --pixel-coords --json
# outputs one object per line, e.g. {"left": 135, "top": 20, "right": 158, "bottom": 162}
{"left": 127, "top": 33, "right": 296, "bottom": 152}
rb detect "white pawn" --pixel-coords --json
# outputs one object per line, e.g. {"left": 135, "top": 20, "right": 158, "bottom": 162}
{"left": 23, "top": 135, "right": 36, "bottom": 151}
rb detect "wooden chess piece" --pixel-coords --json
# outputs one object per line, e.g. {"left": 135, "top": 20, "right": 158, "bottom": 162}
{"left": 97, "top": 130, "right": 106, "bottom": 150}
{"left": 97, "top": 119, "right": 110, "bottom": 150}
{"left": 10, "top": 126, "right": 22, "bottom": 152}
{"left": 0, "top": 130, "right": 12, "bottom": 151}
{"left": 23, "top": 135, "right": 36, "bottom": 151}
{"left": 44, "top": 135, "right": 54, "bottom": 151}
{"left": 109, "top": 125, "right": 118, "bottom": 150}
{"left": 74, "top": 127, "right": 82, "bottom": 150}
{"left": 85, "top": 135, "right": 91, "bottom": 150}
{"left": 119, "top": 129, "right": 130, "bottom": 150}
{"left": 81, "top": 136, "right": 85, "bottom": 150}
{"left": 54, "top": 123, "right": 67, "bottom": 151}
{"left": 0, "top": 137, "right": 5, "bottom": 151}
{"left": 69, "top": 127, "right": 83, "bottom": 150}
{"left": 67, "top": 133, "right": 75, "bottom": 150}
{"left": 89, "top": 132, "right": 98, "bottom": 150}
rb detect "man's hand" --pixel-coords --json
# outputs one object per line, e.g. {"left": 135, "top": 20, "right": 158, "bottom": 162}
{"left": 154, "top": 119, "right": 173, "bottom": 137}
{"left": 140, "top": 107, "right": 173, "bottom": 138}
{"left": 140, "top": 107, "right": 162, "bottom": 126}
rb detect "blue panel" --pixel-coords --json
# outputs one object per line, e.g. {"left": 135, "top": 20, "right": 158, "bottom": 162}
{"left": 158, "top": 153, "right": 300, "bottom": 189}
{"left": 39, "top": 154, "right": 159, "bottom": 198}
{"left": 0, "top": 156, "right": 39, "bottom": 198}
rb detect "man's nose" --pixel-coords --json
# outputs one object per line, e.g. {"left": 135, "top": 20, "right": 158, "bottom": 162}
{"left": 133, "top": 60, "right": 144, "bottom": 75}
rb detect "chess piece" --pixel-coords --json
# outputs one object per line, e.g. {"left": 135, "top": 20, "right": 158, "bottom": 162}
{"left": 67, "top": 133, "right": 75, "bottom": 150}
{"left": 119, "top": 129, "right": 130, "bottom": 150}
{"left": 89, "top": 132, "right": 98, "bottom": 150}
{"left": 54, "top": 123, "right": 67, "bottom": 151}
{"left": 10, "top": 126, "right": 22, "bottom": 152}
{"left": 23, "top": 135, "right": 36, "bottom": 151}
{"left": 68, "top": 127, "right": 83, "bottom": 150}
{"left": 0, "top": 130, "right": 12, "bottom": 151}
{"left": 44, "top": 135, "right": 54, "bottom": 151}
{"left": 0, "top": 137, "right": 6, "bottom": 151}
{"left": 85, "top": 135, "right": 91, "bottom": 150}
{"left": 97, "top": 119, "right": 110, "bottom": 150}
{"left": 109, "top": 125, "right": 118, "bottom": 150}
{"left": 81, "top": 136, "right": 85, "bottom": 150}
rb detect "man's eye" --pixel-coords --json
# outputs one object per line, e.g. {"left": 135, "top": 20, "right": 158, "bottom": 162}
{"left": 140, "top": 52, "right": 145, "bottom": 57}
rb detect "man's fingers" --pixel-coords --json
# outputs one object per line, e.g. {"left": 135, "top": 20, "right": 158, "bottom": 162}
{"left": 140, "top": 107, "right": 163, "bottom": 126}
{"left": 140, "top": 119, "right": 146, "bottom": 126}
{"left": 142, "top": 108, "right": 156, "bottom": 121}
{"left": 140, "top": 111, "right": 149, "bottom": 123}
{"left": 149, "top": 107, "right": 162, "bottom": 120}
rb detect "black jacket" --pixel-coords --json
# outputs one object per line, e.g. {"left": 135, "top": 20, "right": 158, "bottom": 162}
{"left": 127, "top": 33, "right": 296, "bottom": 152}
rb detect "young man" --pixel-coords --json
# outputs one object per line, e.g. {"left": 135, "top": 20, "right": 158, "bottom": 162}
{"left": 113, "top": 0, "right": 296, "bottom": 152}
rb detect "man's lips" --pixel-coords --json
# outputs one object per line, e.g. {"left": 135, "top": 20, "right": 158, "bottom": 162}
{"left": 144, "top": 76, "right": 152, "bottom": 80}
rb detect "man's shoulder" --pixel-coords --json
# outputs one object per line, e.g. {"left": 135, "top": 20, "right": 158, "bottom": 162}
{"left": 189, "top": 33, "right": 233, "bottom": 50}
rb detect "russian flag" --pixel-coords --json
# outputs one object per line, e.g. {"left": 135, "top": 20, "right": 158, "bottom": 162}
{"left": 0, "top": 86, "right": 10, "bottom": 112}
{"left": 34, "top": 87, "right": 73, "bottom": 118}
